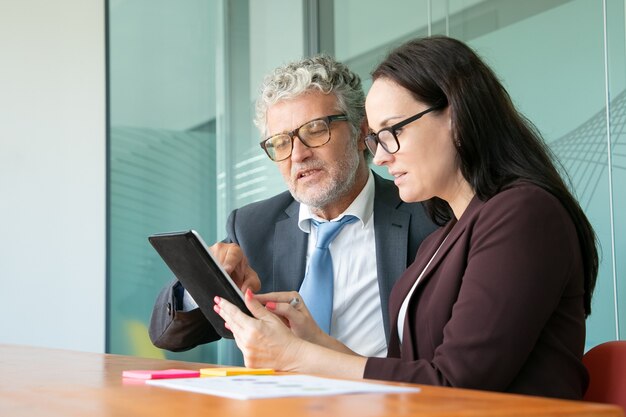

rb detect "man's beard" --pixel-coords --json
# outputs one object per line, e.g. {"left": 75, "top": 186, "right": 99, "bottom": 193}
{"left": 287, "top": 144, "right": 361, "bottom": 210}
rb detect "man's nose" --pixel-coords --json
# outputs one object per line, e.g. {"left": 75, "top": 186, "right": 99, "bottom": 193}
{"left": 290, "top": 136, "right": 312, "bottom": 162}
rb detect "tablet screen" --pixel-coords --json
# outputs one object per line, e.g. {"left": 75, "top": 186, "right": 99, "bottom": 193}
{"left": 149, "top": 230, "right": 252, "bottom": 339}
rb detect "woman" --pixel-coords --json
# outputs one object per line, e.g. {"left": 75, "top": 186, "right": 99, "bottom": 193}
{"left": 214, "top": 36, "right": 598, "bottom": 400}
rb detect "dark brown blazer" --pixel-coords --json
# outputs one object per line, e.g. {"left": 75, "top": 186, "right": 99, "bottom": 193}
{"left": 364, "top": 183, "right": 589, "bottom": 400}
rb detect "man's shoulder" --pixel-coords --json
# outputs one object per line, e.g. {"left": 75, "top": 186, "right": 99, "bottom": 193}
{"left": 226, "top": 190, "right": 299, "bottom": 245}
{"left": 234, "top": 189, "right": 296, "bottom": 219}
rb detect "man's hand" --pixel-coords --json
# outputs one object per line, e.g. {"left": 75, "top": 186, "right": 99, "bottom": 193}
{"left": 209, "top": 242, "right": 261, "bottom": 294}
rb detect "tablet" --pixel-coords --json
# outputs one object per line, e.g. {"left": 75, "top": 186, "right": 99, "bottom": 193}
{"left": 148, "top": 230, "right": 252, "bottom": 339}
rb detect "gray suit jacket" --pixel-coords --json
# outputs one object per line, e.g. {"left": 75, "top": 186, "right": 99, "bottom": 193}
{"left": 149, "top": 172, "right": 436, "bottom": 351}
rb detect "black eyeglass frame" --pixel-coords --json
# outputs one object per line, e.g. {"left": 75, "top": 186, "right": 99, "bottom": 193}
{"left": 259, "top": 114, "right": 348, "bottom": 162}
{"left": 365, "top": 105, "right": 445, "bottom": 156}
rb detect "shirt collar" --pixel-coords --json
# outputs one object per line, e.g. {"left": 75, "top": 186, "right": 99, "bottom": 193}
{"left": 298, "top": 170, "right": 375, "bottom": 233}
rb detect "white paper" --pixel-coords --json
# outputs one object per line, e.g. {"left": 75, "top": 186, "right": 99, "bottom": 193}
{"left": 146, "top": 374, "right": 420, "bottom": 400}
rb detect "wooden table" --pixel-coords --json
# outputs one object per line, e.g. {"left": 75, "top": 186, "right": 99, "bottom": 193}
{"left": 0, "top": 344, "right": 621, "bottom": 417}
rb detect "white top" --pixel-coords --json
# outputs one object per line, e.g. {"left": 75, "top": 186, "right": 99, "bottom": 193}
{"left": 298, "top": 171, "right": 386, "bottom": 357}
{"left": 397, "top": 235, "right": 448, "bottom": 344}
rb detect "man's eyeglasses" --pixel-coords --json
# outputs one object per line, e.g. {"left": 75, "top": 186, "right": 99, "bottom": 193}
{"left": 364, "top": 105, "right": 444, "bottom": 156}
{"left": 260, "top": 114, "right": 348, "bottom": 162}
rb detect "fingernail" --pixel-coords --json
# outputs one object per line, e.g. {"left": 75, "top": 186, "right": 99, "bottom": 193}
{"left": 224, "top": 322, "right": 231, "bottom": 330}
{"left": 245, "top": 288, "right": 253, "bottom": 299}
{"left": 213, "top": 304, "right": 220, "bottom": 314}
{"left": 214, "top": 296, "right": 221, "bottom": 304}
{"left": 266, "top": 301, "right": 276, "bottom": 310}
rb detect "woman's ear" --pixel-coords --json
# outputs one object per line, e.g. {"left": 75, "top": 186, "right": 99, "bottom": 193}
{"left": 443, "top": 105, "right": 452, "bottom": 130}
{"left": 444, "top": 107, "right": 459, "bottom": 148}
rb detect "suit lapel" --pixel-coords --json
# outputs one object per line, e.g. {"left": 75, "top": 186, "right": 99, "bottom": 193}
{"left": 272, "top": 200, "right": 307, "bottom": 292}
{"left": 373, "top": 174, "right": 411, "bottom": 341}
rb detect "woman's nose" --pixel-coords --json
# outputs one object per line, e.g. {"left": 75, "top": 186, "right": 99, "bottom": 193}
{"left": 372, "top": 144, "right": 391, "bottom": 166}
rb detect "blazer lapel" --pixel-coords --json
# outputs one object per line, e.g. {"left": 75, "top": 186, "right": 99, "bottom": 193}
{"left": 393, "top": 221, "right": 457, "bottom": 358}
{"left": 272, "top": 200, "right": 307, "bottom": 292}
{"left": 373, "top": 174, "right": 411, "bottom": 340}
{"left": 388, "top": 225, "right": 448, "bottom": 354}
{"left": 412, "top": 195, "right": 484, "bottom": 292}
{"left": 399, "top": 195, "right": 484, "bottom": 355}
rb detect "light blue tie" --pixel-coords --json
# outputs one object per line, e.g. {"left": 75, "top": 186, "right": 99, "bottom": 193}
{"left": 299, "top": 215, "right": 358, "bottom": 334}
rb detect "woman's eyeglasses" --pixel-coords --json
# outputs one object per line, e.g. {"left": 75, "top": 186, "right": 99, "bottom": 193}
{"left": 365, "top": 105, "right": 444, "bottom": 156}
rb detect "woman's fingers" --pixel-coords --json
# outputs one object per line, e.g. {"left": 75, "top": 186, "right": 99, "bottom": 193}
{"left": 255, "top": 291, "right": 301, "bottom": 305}
{"left": 266, "top": 299, "right": 300, "bottom": 321}
{"left": 243, "top": 289, "right": 275, "bottom": 319}
{"left": 215, "top": 296, "right": 250, "bottom": 334}
{"left": 214, "top": 292, "right": 302, "bottom": 370}
{"left": 215, "top": 290, "right": 285, "bottom": 335}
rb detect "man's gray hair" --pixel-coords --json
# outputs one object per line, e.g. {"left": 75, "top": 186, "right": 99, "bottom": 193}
{"left": 254, "top": 54, "right": 365, "bottom": 139}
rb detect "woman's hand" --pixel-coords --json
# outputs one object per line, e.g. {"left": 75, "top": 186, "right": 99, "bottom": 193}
{"left": 215, "top": 290, "right": 368, "bottom": 377}
{"left": 253, "top": 291, "right": 328, "bottom": 346}
{"left": 214, "top": 289, "right": 305, "bottom": 371}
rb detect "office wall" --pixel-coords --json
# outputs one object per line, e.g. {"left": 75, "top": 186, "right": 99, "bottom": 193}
{"left": 0, "top": 0, "right": 106, "bottom": 352}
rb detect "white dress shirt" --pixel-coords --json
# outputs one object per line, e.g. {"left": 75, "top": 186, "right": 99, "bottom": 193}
{"left": 298, "top": 171, "right": 387, "bottom": 357}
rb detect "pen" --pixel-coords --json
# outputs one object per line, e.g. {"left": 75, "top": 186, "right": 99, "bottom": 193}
{"left": 289, "top": 297, "right": 300, "bottom": 308}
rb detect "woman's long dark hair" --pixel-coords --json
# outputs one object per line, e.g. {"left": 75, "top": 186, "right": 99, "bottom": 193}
{"left": 372, "top": 36, "right": 598, "bottom": 317}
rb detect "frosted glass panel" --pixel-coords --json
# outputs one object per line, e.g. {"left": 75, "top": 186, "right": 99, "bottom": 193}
{"left": 108, "top": 0, "right": 219, "bottom": 362}
{"left": 606, "top": 0, "right": 626, "bottom": 339}
{"left": 108, "top": 0, "right": 305, "bottom": 364}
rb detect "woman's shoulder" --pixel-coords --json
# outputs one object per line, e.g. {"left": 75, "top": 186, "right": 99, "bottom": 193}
{"left": 470, "top": 181, "right": 575, "bottom": 237}
{"left": 485, "top": 181, "right": 567, "bottom": 216}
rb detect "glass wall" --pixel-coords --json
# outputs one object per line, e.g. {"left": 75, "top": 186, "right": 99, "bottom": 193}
{"left": 333, "top": 0, "right": 625, "bottom": 349}
{"left": 108, "top": 0, "right": 219, "bottom": 362}
{"left": 108, "top": 0, "right": 625, "bottom": 363}
{"left": 107, "top": 0, "right": 305, "bottom": 363}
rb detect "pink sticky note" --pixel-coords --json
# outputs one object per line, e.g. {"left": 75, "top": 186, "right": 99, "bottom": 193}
{"left": 122, "top": 369, "right": 200, "bottom": 380}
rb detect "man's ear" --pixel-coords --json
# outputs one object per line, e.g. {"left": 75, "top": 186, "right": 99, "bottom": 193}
{"left": 357, "top": 117, "right": 369, "bottom": 152}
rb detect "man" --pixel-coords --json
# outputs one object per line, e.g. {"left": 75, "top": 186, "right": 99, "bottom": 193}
{"left": 149, "top": 55, "right": 436, "bottom": 357}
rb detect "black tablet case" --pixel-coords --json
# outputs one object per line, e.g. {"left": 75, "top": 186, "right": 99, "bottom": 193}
{"left": 148, "top": 230, "right": 252, "bottom": 339}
